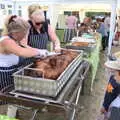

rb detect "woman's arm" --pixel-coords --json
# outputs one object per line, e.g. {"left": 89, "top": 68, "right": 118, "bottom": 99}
{"left": 48, "top": 25, "right": 61, "bottom": 51}
{"left": 20, "top": 38, "right": 28, "bottom": 46}
{"left": 1, "top": 38, "right": 39, "bottom": 57}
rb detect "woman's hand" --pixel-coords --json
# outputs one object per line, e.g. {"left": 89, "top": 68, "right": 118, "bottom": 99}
{"left": 48, "top": 25, "right": 61, "bottom": 51}
{"left": 100, "top": 107, "right": 107, "bottom": 114}
{"left": 37, "top": 49, "right": 49, "bottom": 58}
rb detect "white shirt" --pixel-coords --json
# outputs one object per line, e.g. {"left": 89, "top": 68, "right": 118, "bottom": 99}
{"left": 104, "top": 16, "right": 110, "bottom": 33}
{"left": 0, "top": 36, "right": 19, "bottom": 67}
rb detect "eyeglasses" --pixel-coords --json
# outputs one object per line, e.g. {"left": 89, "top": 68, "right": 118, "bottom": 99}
{"left": 35, "top": 21, "right": 45, "bottom": 26}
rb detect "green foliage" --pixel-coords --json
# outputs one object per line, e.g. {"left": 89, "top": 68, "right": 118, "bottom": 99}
{"left": 84, "top": 34, "right": 102, "bottom": 86}
{"left": 0, "top": 115, "right": 18, "bottom": 120}
{"left": 56, "top": 29, "right": 64, "bottom": 43}
{"left": 85, "top": 12, "right": 109, "bottom": 17}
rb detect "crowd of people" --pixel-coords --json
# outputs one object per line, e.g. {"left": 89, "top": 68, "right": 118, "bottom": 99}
{"left": 64, "top": 12, "right": 120, "bottom": 51}
{"left": 64, "top": 12, "right": 120, "bottom": 120}
{"left": 64, "top": 13, "right": 112, "bottom": 51}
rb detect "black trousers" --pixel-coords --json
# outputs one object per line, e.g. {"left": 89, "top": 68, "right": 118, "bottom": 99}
{"left": 102, "top": 36, "right": 108, "bottom": 50}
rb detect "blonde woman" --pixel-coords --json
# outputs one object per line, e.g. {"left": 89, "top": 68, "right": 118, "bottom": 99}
{"left": 0, "top": 15, "right": 49, "bottom": 96}
{"left": 28, "top": 4, "right": 41, "bottom": 18}
{"left": 0, "top": 15, "right": 49, "bottom": 118}
{"left": 28, "top": 4, "right": 60, "bottom": 51}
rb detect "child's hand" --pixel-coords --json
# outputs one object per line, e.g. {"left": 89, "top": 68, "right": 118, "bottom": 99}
{"left": 100, "top": 107, "right": 107, "bottom": 114}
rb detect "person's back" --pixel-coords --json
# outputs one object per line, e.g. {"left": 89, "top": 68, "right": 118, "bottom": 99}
{"left": 96, "top": 22, "right": 107, "bottom": 37}
{"left": 104, "top": 15, "right": 110, "bottom": 34}
{"left": 66, "top": 15, "right": 77, "bottom": 29}
{"left": 27, "top": 4, "right": 61, "bottom": 52}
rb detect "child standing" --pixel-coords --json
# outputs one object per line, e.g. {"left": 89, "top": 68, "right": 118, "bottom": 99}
{"left": 100, "top": 60, "right": 120, "bottom": 119}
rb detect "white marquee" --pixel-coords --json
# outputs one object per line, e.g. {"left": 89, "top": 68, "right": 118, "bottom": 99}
{"left": 0, "top": 0, "right": 119, "bottom": 55}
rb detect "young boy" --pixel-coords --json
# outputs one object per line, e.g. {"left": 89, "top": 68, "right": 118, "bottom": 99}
{"left": 100, "top": 60, "right": 120, "bottom": 119}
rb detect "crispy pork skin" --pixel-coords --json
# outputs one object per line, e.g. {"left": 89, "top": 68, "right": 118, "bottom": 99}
{"left": 27, "top": 50, "right": 79, "bottom": 80}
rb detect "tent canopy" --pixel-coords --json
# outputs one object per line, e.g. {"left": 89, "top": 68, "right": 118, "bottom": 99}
{"left": 2, "top": 0, "right": 114, "bottom": 4}
{"left": 1, "top": 0, "right": 118, "bottom": 55}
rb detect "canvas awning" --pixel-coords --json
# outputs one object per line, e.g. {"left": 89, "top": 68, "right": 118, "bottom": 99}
{"left": 1, "top": 0, "right": 118, "bottom": 55}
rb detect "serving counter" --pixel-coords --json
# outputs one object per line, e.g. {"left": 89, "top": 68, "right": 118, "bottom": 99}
{"left": 56, "top": 29, "right": 102, "bottom": 94}
{"left": 0, "top": 61, "right": 90, "bottom": 120}
{"left": 83, "top": 33, "right": 101, "bottom": 94}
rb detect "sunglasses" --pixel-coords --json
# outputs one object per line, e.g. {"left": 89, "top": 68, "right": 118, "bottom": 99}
{"left": 35, "top": 21, "right": 45, "bottom": 26}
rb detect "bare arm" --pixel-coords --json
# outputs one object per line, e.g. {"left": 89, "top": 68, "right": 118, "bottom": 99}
{"left": 20, "top": 38, "right": 35, "bottom": 50}
{"left": 1, "top": 38, "right": 39, "bottom": 58}
{"left": 48, "top": 25, "right": 61, "bottom": 51}
{"left": 20, "top": 38, "right": 28, "bottom": 46}
{"left": 19, "top": 35, "right": 39, "bottom": 50}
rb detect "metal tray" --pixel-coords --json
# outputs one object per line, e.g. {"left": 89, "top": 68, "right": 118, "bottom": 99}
{"left": 66, "top": 44, "right": 96, "bottom": 54}
{"left": 13, "top": 50, "right": 83, "bottom": 97}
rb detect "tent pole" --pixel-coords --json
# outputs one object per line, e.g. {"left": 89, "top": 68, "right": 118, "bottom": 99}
{"left": 13, "top": 0, "right": 17, "bottom": 15}
{"left": 108, "top": 0, "right": 117, "bottom": 56}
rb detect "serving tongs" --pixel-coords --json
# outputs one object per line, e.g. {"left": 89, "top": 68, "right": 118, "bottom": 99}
{"left": 61, "top": 48, "right": 83, "bottom": 53}
{"left": 47, "top": 51, "right": 61, "bottom": 57}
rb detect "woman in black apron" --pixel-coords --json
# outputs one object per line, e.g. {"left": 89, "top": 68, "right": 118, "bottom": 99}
{"left": 25, "top": 19, "right": 49, "bottom": 65}
{"left": 26, "top": 9, "right": 61, "bottom": 64}
{"left": 28, "top": 20, "right": 49, "bottom": 49}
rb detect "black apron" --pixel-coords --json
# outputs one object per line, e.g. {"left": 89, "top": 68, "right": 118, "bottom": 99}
{"left": 25, "top": 31, "right": 49, "bottom": 65}
{"left": 64, "top": 28, "right": 76, "bottom": 43}
{"left": 28, "top": 33, "right": 48, "bottom": 49}
{"left": 0, "top": 56, "right": 25, "bottom": 104}
{"left": 0, "top": 57, "right": 25, "bottom": 92}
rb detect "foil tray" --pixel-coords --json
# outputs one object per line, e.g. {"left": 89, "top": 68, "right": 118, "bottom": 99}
{"left": 13, "top": 50, "right": 83, "bottom": 97}
{"left": 66, "top": 45, "right": 96, "bottom": 54}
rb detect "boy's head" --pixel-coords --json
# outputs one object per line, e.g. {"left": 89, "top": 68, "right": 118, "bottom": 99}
{"left": 105, "top": 60, "right": 120, "bottom": 70}
{"left": 105, "top": 60, "right": 120, "bottom": 78}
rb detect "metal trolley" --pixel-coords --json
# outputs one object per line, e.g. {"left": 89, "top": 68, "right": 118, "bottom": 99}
{"left": 0, "top": 60, "right": 90, "bottom": 120}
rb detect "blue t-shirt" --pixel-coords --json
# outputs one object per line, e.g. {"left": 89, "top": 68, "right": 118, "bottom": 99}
{"left": 96, "top": 23, "right": 107, "bottom": 37}
{"left": 103, "top": 76, "right": 120, "bottom": 111}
